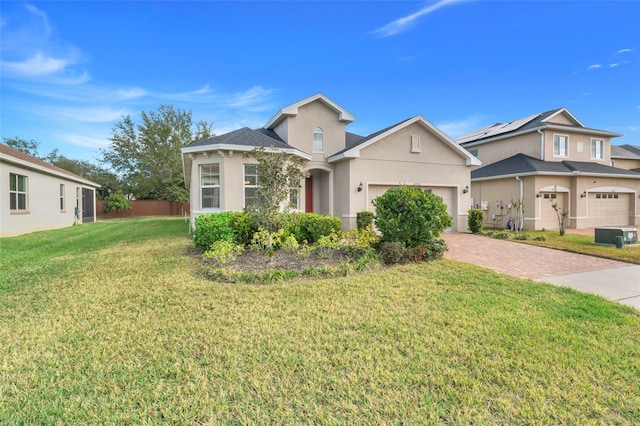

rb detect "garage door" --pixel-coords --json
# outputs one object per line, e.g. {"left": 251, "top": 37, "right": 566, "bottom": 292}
{"left": 540, "top": 192, "right": 566, "bottom": 230}
{"left": 587, "top": 193, "right": 633, "bottom": 227}
{"left": 368, "top": 185, "right": 455, "bottom": 231}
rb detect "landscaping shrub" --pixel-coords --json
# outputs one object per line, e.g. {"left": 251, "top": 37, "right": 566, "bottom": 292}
{"left": 467, "top": 208, "right": 484, "bottom": 234}
{"left": 377, "top": 239, "right": 448, "bottom": 265}
{"left": 356, "top": 211, "right": 374, "bottom": 231}
{"left": 292, "top": 213, "right": 342, "bottom": 244}
{"left": 193, "top": 212, "right": 234, "bottom": 250}
{"left": 202, "top": 240, "right": 244, "bottom": 265}
{"left": 102, "top": 191, "right": 131, "bottom": 213}
{"left": 373, "top": 185, "right": 452, "bottom": 247}
{"left": 378, "top": 241, "right": 409, "bottom": 265}
{"left": 230, "top": 211, "right": 257, "bottom": 246}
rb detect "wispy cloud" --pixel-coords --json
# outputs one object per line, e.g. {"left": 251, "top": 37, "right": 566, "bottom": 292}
{"left": 225, "top": 86, "right": 279, "bottom": 111}
{"left": 436, "top": 114, "right": 485, "bottom": 138}
{"left": 587, "top": 64, "right": 602, "bottom": 70}
{"left": 372, "top": 0, "right": 468, "bottom": 37}
{"left": 1, "top": 52, "right": 70, "bottom": 78}
{"left": 616, "top": 48, "right": 634, "bottom": 55}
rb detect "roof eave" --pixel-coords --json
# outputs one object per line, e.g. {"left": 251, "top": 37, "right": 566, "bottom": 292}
{"left": 1, "top": 153, "right": 101, "bottom": 188}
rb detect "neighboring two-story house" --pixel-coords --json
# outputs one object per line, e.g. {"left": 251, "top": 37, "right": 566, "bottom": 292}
{"left": 611, "top": 144, "right": 640, "bottom": 171}
{"left": 1, "top": 143, "right": 100, "bottom": 237}
{"left": 182, "top": 93, "right": 480, "bottom": 231}
{"left": 457, "top": 108, "right": 640, "bottom": 230}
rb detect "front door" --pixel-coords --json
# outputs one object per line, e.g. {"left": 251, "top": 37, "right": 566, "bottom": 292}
{"left": 305, "top": 177, "right": 313, "bottom": 213}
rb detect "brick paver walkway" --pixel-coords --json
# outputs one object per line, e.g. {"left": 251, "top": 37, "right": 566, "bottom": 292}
{"left": 442, "top": 233, "right": 629, "bottom": 280}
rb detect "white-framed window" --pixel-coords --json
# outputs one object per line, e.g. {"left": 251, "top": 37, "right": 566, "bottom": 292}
{"left": 411, "top": 135, "right": 421, "bottom": 153}
{"left": 553, "top": 134, "right": 569, "bottom": 157}
{"left": 591, "top": 138, "right": 604, "bottom": 160}
{"left": 244, "top": 164, "right": 259, "bottom": 208}
{"left": 200, "top": 164, "right": 220, "bottom": 209}
{"left": 313, "top": 127, "right": 324, "bottom": 152}
{"left": 60, "top": 184, "right": 65, "bottom": 211}
{"left": 9, "top": 173, "right": 28, "bottom": 211}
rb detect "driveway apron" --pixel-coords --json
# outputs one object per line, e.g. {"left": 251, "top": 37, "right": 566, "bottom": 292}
{"left": 442, "top": 233, "right": 640, "bottom": 310}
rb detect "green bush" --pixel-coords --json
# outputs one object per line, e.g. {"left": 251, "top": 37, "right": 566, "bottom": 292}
{"left": 373, "top": 185, "right": 452, "bottom": 247}
{"left": 102, "top": 191, "right": 131, "bottom": 213}
{"left": 193, "top": 212, "right": 234, "bottom": 250}
{"left": 467, "top": 208, "right": 484, "bottom": 234}
{"left": 202, "top": 240, "right": 244, "bottom": 265}
{"left": 377, "top": 239, "right": 448, "bottom": 265}
{"left": 356, "top": 211, "right": 374, "bottom": 231}
{"left": 230, "top": 211, "right": 257, "bottom": 246}
{"left": 284, "top": 213, "right": 342, "bottom": 244}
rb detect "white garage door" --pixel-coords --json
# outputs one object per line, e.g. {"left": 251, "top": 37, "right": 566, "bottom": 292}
{"left": 368, "top": 185, "right": 456, "bottom": 231}
{"left": 540, "top": 192, "right": 566, "bottom": 230}
{"left": 587, "top": 193, "right": 633, "bottom": 227}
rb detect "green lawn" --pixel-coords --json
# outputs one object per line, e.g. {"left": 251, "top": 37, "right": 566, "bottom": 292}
{"left": 498, "top": 230, "right": 640, "bottom": 264}
{"left": 1, "top": 217, "right": 639, "bottom": 424}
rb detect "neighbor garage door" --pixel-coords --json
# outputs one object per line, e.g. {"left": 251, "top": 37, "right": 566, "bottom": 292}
{"left": 587, "top": 192, "right": 633, "bottom": 227}
{"left": 540, "top": 192, "right": 566, "bottom": 230}
{"left": 368, "top": 185, "right": 456, "bottom": 231}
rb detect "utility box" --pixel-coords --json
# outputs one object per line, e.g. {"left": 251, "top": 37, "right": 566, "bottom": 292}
{"left": 594, "top": 227, "right": 638, "bottom": 245}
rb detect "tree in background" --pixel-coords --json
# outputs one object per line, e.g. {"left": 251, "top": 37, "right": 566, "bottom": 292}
{"left": 3, "top": 137, "right": 41, "bottom": 157}
{"left": 102, "top": 191, "right": 131, "bottom": 214}
{"left": 101, "top": 105, "right": 213, "bottom": 201}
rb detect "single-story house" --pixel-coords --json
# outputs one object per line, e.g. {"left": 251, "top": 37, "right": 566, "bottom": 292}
{"left": 1, "top": 143, "right": 100, "bottom": 237}
{"left": 611, "top": 144, "right": 640, "bottom": 171}
{"left": 182, "top": 93, "right": 480, "bottom": 231}
{"left": 457, "top": 108, "right": 640, "bottom": 229}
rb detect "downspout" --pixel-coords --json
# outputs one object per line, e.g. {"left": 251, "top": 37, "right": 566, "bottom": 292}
{"left": 537, "top": 129, "right": 544, "bottom": 160}
{"left": 515, "top": 176, "right": 524, "bottom": 230}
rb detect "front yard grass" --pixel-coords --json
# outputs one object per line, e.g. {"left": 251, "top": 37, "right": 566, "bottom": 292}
{"left": 1, "top": 217, "right": 639, "bottom": 423}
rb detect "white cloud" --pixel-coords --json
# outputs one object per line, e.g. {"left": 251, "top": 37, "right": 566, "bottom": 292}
{"left": 372, "top": 0, "right": 468, "bottom": 37}
{"left": 1, "top": 52, "right": 69, "bottom": 77}
{"left": 629, "top": 126, "right": 639, "bottom": 131}
{"left": 609, "top": 61, "right": 630, "bottom": 68}
{"left": 224, "top": 86, "right": 279, "bottom": 111}
{"left": 587, "top": 64, "right": 602, "bottom": 70}
{"left": 436, "top": 114, "right": 485, "bottom": 138}
{"left": 616, "top": 48, "right": 634, "bottom": 55}
{"left": 116, "top": 87, "right": 147, "bottom": 100}
{"left": 65, "top": 133, "right": 110, "bottom": 149}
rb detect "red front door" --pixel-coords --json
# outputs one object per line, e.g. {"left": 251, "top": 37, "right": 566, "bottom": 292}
{"left": 305, "top": 177, "right": 313, "bottom": 213}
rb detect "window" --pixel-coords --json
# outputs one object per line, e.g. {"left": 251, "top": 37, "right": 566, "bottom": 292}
{"left": 313, "top": 127, "right": 324, "bottom": 152}
{"left": 60, "top": 184, "right": 65, "bottom": 211}
{"left": 200, "top": 164, "right": 220, "bottom": 209}
{"left": 9, "top": 173, "right": 27, "bottom": 211}
{"left": 591, "top": 138, "right": 604, "bottom": 160}
{"left": 553, "top": 135, "right": 568, "bottom": 157}
{"left": 244, "top": 164, "right": 259, "bottom": 208}
{"left": 411, "top": 135, "right": 421, "bottom": 153}
{"left": 468, "top": 149, "right": 478, "bottom": 157}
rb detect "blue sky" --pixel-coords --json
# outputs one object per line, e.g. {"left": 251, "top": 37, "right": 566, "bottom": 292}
{"left": 1, "top": 0, "right": 639, "bottom": 163}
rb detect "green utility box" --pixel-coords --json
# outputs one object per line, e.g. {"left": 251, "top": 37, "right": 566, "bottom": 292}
{"left": 594, "top": 227, "right": 638, "bottom": 246}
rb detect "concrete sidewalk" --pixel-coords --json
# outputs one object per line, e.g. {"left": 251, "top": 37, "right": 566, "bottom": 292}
{"left": 442, "top": 233, "right": 640, "bottom": 310}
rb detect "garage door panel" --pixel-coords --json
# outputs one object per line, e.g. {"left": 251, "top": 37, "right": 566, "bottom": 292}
{"left": 540, "top": 192, "right": 566, "bottom": 230}
{"left": 587, "top": 193, "right": 632, "bottom": 227}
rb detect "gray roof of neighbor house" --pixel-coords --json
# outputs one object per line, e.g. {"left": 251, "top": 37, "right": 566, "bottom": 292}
{"left": 472, "top": 153, "right": 640, "bottom": 180}
{"left": 186, "top": 127, "right": 292, "bottom": 150}
{"left": 457, "top": 108, "right": 621, "bottom": 145}
{"left": 611, "top": 144, "right": 640, "bottom": 159}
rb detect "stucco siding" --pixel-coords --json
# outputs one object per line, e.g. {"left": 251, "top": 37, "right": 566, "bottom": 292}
{"left": 542, "top": 130, "right": 611, "bottom": 164}
{"left": 472, "top": 132, "right": 541, "bottom": 165}
{"left": 285, "top": 100, "right": 347, "bottom": 158}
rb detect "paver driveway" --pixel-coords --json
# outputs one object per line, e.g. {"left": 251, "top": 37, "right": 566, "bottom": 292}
{"left": 441, "top": 233, "right": 640, "bottom": 309}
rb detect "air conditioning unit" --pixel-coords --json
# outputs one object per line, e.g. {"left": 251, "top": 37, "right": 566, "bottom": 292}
{"left": 594, "top": 227, "right": 638, "bottom": 245}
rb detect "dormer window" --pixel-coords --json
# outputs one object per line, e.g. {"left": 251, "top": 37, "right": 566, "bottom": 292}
{"left": 313, "top": 127, "right": 324, "bottom": 152}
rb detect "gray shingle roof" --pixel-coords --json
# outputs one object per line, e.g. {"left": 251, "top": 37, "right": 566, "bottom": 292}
{"left": 186, "top": 127, "right": 291, "bottom": 149}
{"left": 472, "top": 153, "right": 640, "bottom": 179}
{"left": 331, "top": 117, "right": 414, "bottom": 157}
{"left": 611, "top": 144, "right": 640, "bottom": 159}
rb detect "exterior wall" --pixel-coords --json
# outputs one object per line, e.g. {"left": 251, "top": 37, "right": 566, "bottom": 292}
{"left": 1, "top": 161, "right": 95, "bottom": 237}
{"left": 545, "top": 113, "right": 575, "bottom": 126}
{"left": 282, "top": 100, "right": 348, "bottom": 159}
{"left": 612, "top": 158, "right": 640, "bottom": 170}
{"left": 470, "top": 178, "right": 524, "bottom": 229}
{"left": 344, "top": 122, "right": 472, "bottom": 232}
{"left": 332, "top": 161, "right": 353, "bottom": 228}
{"left": 470, "top": 132, "right": 541, "bottom": 165}
{"left": 542, "top": 129, "right": 611, "bottom": 164}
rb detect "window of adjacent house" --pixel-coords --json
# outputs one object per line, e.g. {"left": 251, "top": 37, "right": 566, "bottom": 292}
{"left": 591, "top": 138, "right": 604, "bottom": 160}
{"left": 411, "top": 135, "right": 421, "bottom": 153}
{"left": 313, "top": 127, "right": 324, "bottom": 152}
{"left": 553, "top": 135, "right": 568, "bottom": 157}
{"left": 244, "top": 164, "right": 259, "bottom": 208}
{"left": 60, "top": 184, "right": 65, "bottom": 211}
{"left": 200, "top": 164, "right": 220, "bottom": 209}
{"left": 9, "top": 173, "right": 28, "bottom": 211}
{"left": 468, "top": 149, "right": 478, "bottom": 157}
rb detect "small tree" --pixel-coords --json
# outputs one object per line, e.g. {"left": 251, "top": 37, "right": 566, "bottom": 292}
{"left": 550, "top": 198, "right": 569, "bottom": 236}
{"left": 243, "top": 146, "right": 309, "bottom": 258}
{"left": 102, "top": 191, "right": 131, "bottom": 214}
{"left": 510, "top": 197, "right": 525, "bottom": 236}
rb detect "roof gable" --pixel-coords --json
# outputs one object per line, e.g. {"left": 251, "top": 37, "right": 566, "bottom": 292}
{"left": 327, "top": 115, "right": 481, "bottom": 166}
{"left": 541, "top": 108, "right": 584, "bottom": 127}
{"left": 263, "top": 93, "right": 355, "bottom": 129}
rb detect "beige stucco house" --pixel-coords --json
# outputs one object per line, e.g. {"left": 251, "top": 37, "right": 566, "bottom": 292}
{"left": 182, "top": 93, "right": 480, "bottom": 231}
{"left": 1, "top": 143, "right": 100, "bottom": 237}
{"left": 457, "top": 108, "right": 640, "bottom": 230}
{"left": 611, "top": 144, "right": 640, "bottom": 171}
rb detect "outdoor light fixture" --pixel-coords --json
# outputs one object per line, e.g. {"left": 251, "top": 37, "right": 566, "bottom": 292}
{"left": 357, "top": 182, "right": 363, "bottom": 192}
{"left": 581, "top": 191, "right": 587, "bottom": 198}
{"left": 462, "top": 185, "right": 469, "bottom": 194}
{"left": 536, "top": 192, "right": 542, "bottom": 198}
